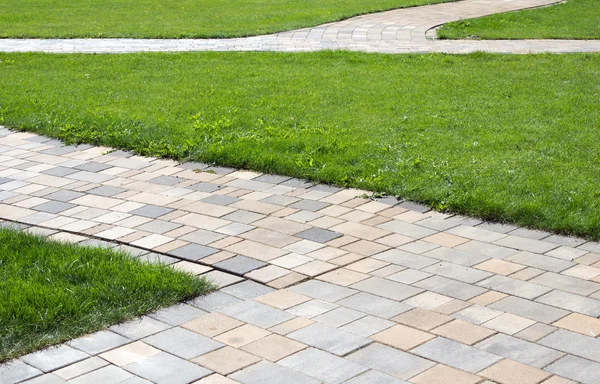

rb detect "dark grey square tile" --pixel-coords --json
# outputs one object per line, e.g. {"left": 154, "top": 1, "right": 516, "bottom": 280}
{"left": 214, "top": 256, "right": 266, "bottom": 275}
{"left": 167, "top": 243, "right": 218, "bottom": 261}
{"left": 296, "top": 227, "right": 342, "bottom": 243}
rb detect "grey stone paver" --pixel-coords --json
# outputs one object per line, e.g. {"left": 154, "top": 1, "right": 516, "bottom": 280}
{"left": 20, "top": 345, "right": 88, "bottom": 372}
{"left": 490, "top": 296, "right": 569, "bottom": 324}
{"left": 288, "top": 280, "right": 357, "bottom": 302}
{"left": 231, "top": 361, "right": 320, "bottom": 384}
{"left": 221, "top": 280, "right": 275, "bottom": 299}
{"left": 167, "top": 243, "right": 219, "bottom": 261}
{"left": 288, "top": 322, "right": 372, "bottom": 356}
{"left": 296, "top": 227, "right": 342, "bottom": 243}
{"left": 337, "top": 292, "right": 412, "bottom": 319}
{"left": 214, "top": 255, "right": 267, "bottom": 275}
{"left": 109, "top": 316, "right": 171, "bottom": 340}
{"left": 343, "top": 370, "right": 409, "bottom": 384}
{"left": 68, "top": 365, "right": 133, "bottom": 384}
{"left": 0, "top": 360, "right": 42, "bottom": 384}
{"left": 219, "top": 300, "right": 294, "bottom": 328}
{"left": 68, "top": 330, "right": 130, "bottom": 355}
{"left": 148, "top": 303, "right": 207, "bottom": 326}
{"left": 477, "top": 275, "right": 552, "bottom": 300}
{"left": 350, "top": 277, "right": 423, "bottom": 302}
{"left": 142, "top": 327, "right": 223, "bottom": 359}
{"left": 278, "top": 348, "right": 368, "bottom": 384}
{"left": 475, "top": 333, "right": 564, "bottom": 368}
{"left": 544, "top": 354, "right": 600, "bottom": 384}
{"left": 535, "top": 290, "right": 600, "bottom": 317}
{"left": 414, "top": 275, "right": 486, "bottom": 300}
{"left": 411, "top": 337, "right": 502, "bottom": 373}
{"left": 346, "top": 343, "right": 434, "bottom": 380}
{"left": 539, "top": 329, "right": 600, "bottom": 363}
{"left": 123, "top": 352, "right": 211, "bottom": 384}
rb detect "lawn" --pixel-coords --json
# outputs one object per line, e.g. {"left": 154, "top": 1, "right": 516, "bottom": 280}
{"left": 0, "top": 0, "right": 453, "bottom": 39}
{"left": 0, "top": 227, "right": 213, "bottom": 361}
{"left": 438, "top": 0, "right": 600, "bottom": 40}
{"left": 0, "top": 52, "right": 599, "bottom": 239}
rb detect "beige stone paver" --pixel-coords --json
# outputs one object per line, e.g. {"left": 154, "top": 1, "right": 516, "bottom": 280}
{"left": 410, "top": 364, "right": 482, "bottom": 384}
{"left": 476, "top": 259, "right": 526, "bottom": 276}
{"left": 483, "top": 313, "right": 535, "bottom": 335}
{"left": 371, "top": 324, "right": 434, "bottom": 350}
{"left": 214, "top": 324, "right": 271, "bottom": 348}
{"left": 432, "top": 320, "right": 496, "bottom": 345}
{"left": 192, "top": 346, "right": 261, "bottom": 375}
{"left": 553, "top": 313, "right": 600, "bottom": 337}
{"left": 391, "top": 308, "right": 453, "bottom": 331}
{"left": 99, "top": 341, "right": 161, "bottom": 366}
{"left": 469, "top": 291, "right": 508, "bottom": 306}
{"left": 241, "top": 334, "right": 306, "bottom": 361}
{"left": 317, "top": 268, "right": 369, "bottom": 286}
{"left": 182, "top": 313, "right": 243, "bottom": 337}
{"left": 268, "top": 317, "right": 314, "bottom": 335}
{"left": 480, "top": 359, "right": 551, "bottom": 384}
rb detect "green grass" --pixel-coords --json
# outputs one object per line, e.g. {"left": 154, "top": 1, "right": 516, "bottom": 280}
{"left": 1, "top": 52, "right": 599, "bottom": 239}
{"left": 438, "top": 0, "right": 600, "bottom": 40}
{"left": 0, "top": 227, "right": 213, "bottom": 362}
{"left": 0, "top": 0, "right": 453, "bottom": 39}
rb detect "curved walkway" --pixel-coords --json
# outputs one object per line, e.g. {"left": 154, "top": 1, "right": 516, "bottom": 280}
{"left": 1, "top": 0, "right": 600, "bottom": 54}
{"left": 2, "top": 127, "right": 600, "bottom": 384}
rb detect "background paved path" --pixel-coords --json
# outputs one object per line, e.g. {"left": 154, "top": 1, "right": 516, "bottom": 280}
{"left": 1, "top": 127, "right": 600, "bottom": 383}
{"left": 1, "top": 0, "right": 599, "bottom": 54}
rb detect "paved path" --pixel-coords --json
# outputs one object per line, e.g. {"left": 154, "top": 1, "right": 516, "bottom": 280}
{"left": 2, "top": 127, "right": 600, "bottom": 384}
{"left": 1, "top": 0, "right": 599, "bottom": 54}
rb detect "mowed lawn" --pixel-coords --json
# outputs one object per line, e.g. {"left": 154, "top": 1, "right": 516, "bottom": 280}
{"left": 438, "top": 0, "right": 600, "bottom": 40}
{"left": 0, "top": 52, "right": 599, "bottom": 238}
{"left": 0, "top": 0, "right": 453, "bottom": 38}
{"left": 0, "top": 227, "right": 213, "bottom": 361}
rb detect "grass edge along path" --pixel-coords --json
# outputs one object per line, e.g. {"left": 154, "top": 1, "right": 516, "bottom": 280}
{"left": 0, "top": 227, "right": 215, "bottom": 362}
{"left": 0, "top": 51, "right": 599, "bottom": 239}
{"left": 0, "top": 0, "right": 455, "bottom": 39}
{"left": 437, "top": 0, "right": 600, "bottom": 40}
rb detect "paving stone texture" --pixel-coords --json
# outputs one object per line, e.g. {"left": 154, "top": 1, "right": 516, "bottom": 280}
{"left": 1, "top": 0, "right": 599, "bottom": 54}
{"left": 3, "top": 127, "right": 600, "bottom": 383}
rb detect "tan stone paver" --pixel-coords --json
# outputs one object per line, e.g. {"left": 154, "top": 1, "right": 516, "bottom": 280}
{"left": 192, "top": 346, "right": 261, "bottom": 375}
{"left": 241, "top": 334, "right": 306, "bottom": 361}
{"left": 480, "top": 359, "right": 551, "bottom": 384}
{"left": 391, "top": 308, "right": 453, "bottom": 331}
{"left": 254, "top": 290, "right": 311, "bottom": 309}
{"left": 182, "top": 313, "right": 243, "bottom": 337}
{"left": 371, "top": 324, "right": 434, "bottom": 350}
{"left": 214, "top": 324, "right": 271, "bottom": 348}
{"left": 553, "top": 313, "right": 600, "bottom": 337}
{"left": 431, "top": 320, "right": 496, "bottom": 345}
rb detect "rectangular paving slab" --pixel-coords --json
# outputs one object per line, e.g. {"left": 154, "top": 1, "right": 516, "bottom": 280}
{"left": 411, "top": 337, "right": 502, "bottom": 373}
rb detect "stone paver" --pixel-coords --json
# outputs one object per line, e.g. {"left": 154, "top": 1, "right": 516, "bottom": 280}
{"left": 3, "top": 128, "right": 600, "bottom": 383}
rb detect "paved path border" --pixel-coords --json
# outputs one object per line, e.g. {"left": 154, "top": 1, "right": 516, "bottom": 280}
{"left": 1, "top": 126, "right": 600, "bottom": 383}
{"left": 1, "top": 0, "right": 599, "bottom": 54}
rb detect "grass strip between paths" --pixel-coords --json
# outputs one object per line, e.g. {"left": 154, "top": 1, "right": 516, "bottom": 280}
{"left": 0, "top": 227, "right": 214, "bottom": 362}
{"left": 0, "top": 0, "right": 454, "bottom": 38}
{"left": 438, "top": 0, "right": 600, "bottom": 40}
{"left": 0, "top": 52, "right": 599, "bottom": 238}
